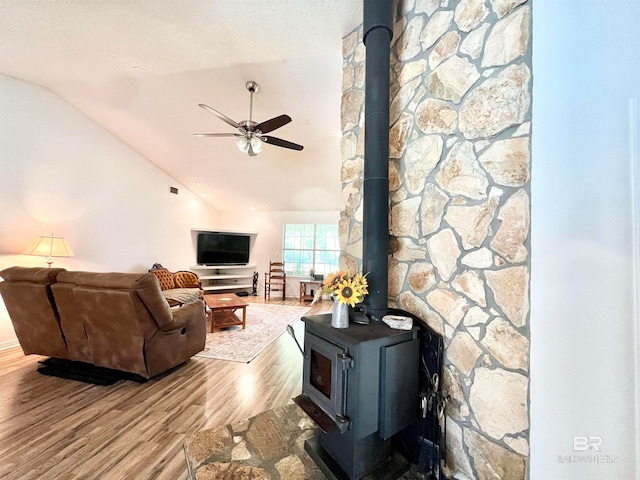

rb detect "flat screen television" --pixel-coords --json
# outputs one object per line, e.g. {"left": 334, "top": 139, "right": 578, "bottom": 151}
{"left": 197, "top": 232, "right": 250, "bottom": 265}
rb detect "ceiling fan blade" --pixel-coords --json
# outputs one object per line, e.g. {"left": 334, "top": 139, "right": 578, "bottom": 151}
{"left": 198, "top": 104, "right": 241, "bottom": 129}
{"left": 255, "top": 114, "right": 292, "bottom": 134}
{"left": 261, "top": 135, "right": 304, "bottom": 151}
{"left": 193, "top": 133, "right": 239, "bottom": 137}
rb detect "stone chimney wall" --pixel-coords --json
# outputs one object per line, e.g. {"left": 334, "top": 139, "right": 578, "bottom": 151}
{"left": 340, "top": 0, "right": 532, "bottom": 478}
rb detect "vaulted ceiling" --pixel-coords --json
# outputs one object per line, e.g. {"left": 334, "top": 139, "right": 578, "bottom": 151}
{"left": 0, "top": 1, "right": 363, "bottom": 212}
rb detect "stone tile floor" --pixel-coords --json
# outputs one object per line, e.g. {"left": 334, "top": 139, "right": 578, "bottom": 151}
{"left": 184, "top": 403, "right": 428, "bottom": 480}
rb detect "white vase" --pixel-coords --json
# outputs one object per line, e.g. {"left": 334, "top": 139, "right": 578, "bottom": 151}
{"left": 331, "top": 296, "right": 349, "bottom": 328}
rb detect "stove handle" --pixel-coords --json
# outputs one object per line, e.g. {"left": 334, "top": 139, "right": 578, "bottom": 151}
{"left": 286, "top": 325, "right": 308, "bottom": 359}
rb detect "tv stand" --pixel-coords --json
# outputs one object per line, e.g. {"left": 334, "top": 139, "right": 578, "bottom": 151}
{"left": 190, "top": 264, "right": 256, "bottom": 294}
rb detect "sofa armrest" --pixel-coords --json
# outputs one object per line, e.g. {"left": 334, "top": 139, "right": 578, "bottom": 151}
{"left": 163, "top": 299, "right": 205, "bottom": 331}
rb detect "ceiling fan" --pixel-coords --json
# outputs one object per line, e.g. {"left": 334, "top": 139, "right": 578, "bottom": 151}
{"left": 194, "top": 81, "right": 304, "bottom": 156}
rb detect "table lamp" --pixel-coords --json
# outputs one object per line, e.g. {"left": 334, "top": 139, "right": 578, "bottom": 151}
{"left": 22, "top": 234, "right": 74, "bottom": 267}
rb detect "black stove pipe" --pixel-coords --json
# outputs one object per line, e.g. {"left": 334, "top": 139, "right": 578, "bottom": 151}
{"left": 362, "top": 0, "right": 393, "bottom": 322}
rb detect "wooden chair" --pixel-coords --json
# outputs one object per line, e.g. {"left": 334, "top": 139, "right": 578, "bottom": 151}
{"left": 264, "top": 261, "right": 286, "bottom": 300}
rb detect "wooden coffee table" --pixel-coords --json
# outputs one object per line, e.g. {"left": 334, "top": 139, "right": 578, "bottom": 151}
{"left": 203, "top": 294, "right": 248, "bottom": 332}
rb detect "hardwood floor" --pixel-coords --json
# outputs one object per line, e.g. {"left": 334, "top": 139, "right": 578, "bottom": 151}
{"left": 0, "top": 297, "right": 332, "bottom": 480}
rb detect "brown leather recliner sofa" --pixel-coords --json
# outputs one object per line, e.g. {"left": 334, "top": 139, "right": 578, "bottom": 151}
{"left": 0, "top": 266, "right": 206, "bottom": 379}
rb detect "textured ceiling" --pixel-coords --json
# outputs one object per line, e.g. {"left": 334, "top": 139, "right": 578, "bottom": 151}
{"left": 0, "top": 0, "right": 363, "bottom": 211}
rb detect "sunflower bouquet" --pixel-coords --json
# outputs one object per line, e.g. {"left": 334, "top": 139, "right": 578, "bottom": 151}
{"left": 316, "top": 270, "right": 368, "bottom": 307}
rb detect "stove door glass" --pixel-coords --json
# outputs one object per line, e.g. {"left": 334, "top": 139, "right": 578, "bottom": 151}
{"left": 310, "top": 350, "right": 332, "bottom": 399}
{"left": 303, "top": 331, "right": 349, "bottom": 420}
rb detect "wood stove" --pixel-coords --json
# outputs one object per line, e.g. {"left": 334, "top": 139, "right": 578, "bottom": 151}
{"left": 289, "top": 1, "right": 445, "bottom": 478}
{"left": 294, "top": 313, "right": 419, "bottom": 479}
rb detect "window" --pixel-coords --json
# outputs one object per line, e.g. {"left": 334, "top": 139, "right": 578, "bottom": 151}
{"left": 283, "top": 224, "right": 339, "bottom": 275}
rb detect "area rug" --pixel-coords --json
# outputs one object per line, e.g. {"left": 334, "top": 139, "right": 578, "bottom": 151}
{"left": 195, "top": 303, "right": 310, "bottom": 363}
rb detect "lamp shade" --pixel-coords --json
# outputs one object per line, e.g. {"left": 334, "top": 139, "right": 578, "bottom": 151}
{"left": 22, "top": 235, "right": 74, "bottom": 267}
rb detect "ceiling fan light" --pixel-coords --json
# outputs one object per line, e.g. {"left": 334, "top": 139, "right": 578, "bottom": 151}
{"left": 250, "top": 136, "right": 263, "bottom": 154}
{"left": 196, "top": 81, "right": 302, "bottom": 154}
{"left": 235, "top": 136, "right": 250, "bottom": 153}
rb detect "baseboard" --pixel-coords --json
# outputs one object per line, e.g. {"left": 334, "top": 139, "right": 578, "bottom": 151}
{"left": 0, "top": 339, "right": 20, "bottom": 351}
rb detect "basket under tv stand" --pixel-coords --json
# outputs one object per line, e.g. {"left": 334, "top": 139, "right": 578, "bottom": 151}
{"left": 190, "top": 264, "right": 256, "bottom": 294}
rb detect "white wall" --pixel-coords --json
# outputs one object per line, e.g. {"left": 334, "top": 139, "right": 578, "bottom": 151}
{"left": 0, "top": 75, "right": 220, "bottom": 346}
{"left": 531, "top": 2, "right": 639, "bottom": 478}
{"left": 219, "top": 210, "right": 339, "bottom": 297}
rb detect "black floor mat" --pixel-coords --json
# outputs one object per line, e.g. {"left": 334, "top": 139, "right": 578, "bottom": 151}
{"left": 38, "top": 358, "right": 148, "bottom": 385}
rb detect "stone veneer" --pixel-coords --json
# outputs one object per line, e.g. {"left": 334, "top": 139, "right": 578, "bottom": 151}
{"left": 340, "top": 0, "right": 531, "bottom": 478}
{"left": 184, "top": 403, "right": 426, "bottom": 480}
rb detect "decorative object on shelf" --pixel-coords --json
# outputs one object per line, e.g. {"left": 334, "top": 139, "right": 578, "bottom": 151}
{"left": 22, "top": 234, "right": 74, "bottom": 267}
{"left": 382, "top": 314, "right": 413, "bottom": 331}
{"left": 331, "top": 295, "right": 349, "bottom": 328}
{"left": 350, "top": 308, "right": 370, "bottom": 325}
{"left": 252, "top": 271, "right": 259, "bottom": 296}
{"left": 315, "top": 271, "right": 368, "bottom": 329}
